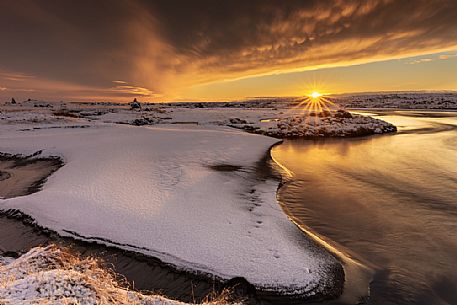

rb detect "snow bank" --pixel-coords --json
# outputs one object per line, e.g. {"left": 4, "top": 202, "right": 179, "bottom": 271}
{"left": 0, "top": 123, "right": 341, "bottom": 296}
{"left": 0, "top": 245, "right": 237, "bottom": 305}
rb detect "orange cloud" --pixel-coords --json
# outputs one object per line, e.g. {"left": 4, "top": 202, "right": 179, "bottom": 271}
{"left": 1, "top": 0, "right": 457, "bottom": 101}
{"left": 439, "top": 54, "right": 457, "bottom": 60}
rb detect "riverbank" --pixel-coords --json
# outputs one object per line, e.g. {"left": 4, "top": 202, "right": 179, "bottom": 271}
{"left": 0, "top": 212, "right": 240, "bottom": 304}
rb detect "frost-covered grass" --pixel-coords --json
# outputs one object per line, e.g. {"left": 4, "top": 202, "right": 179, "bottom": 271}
{"left": 0, "top": 245, "right": 240, "bottom": 305}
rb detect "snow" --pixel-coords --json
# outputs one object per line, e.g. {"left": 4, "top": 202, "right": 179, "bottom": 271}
{"left": 227, "top": 110, "right": 397, "bottom": 138}
{"left": 0, "top": 245, "right": 234, "bottom": 305}
{"left": 334, "top": 92, "right": 457, "bottom": 109}
{"left": 0, "top": 119, "right": 339, "bottom": 296}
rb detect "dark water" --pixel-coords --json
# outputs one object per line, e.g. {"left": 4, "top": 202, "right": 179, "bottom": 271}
{"left": 272, "top": 111, "right": 457, "bottom": 305}
{"left": 0, "top": 214, "right": 224, "bottom": 303}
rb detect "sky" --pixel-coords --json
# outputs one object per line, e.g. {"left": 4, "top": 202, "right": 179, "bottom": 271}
{"left": 0, "top": 0, "right": 457, "bottom": 102}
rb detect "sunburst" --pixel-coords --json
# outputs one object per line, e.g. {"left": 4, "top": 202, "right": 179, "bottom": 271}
{"left": 295, "top": 92, "right": 336, "bottom": 114}
{"left": 288, "top": 90, "right": 338, "bottom": 126}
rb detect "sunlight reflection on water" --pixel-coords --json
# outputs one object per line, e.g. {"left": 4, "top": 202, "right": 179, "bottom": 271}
{"left": 272, "top": 111, "right": 457, "bottom": 305}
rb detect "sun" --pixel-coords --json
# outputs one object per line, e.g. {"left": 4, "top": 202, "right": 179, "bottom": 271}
{"left": 288, "top": 89, "right": 338, "bottom": 121}
{"left": 309, "top": 91, "right": 322, "bottom": 99}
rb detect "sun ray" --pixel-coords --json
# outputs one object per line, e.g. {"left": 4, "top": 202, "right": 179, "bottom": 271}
{"left": 286, "top": 88, "right": 340, "bottom": 132}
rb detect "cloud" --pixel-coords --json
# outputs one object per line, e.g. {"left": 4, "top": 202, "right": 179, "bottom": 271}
{"left": 145, "top": 1, "right": 457, "bottom": 79}
{"left": 438, "top": 54, "right": 457, "bottom": 60}
{"left": 409, "top": 58, "right": 433, "bottom": 64}
{"left": 0, "top": 68, "right": 158, "bottom": 101}
{"left": 0, "top": 0, "right": 457, "bottom": 100}
{"left": 408, "top": 53, "right": 457, "bottom": 64}
{"left": 0, "top": 72, "right": 36, "bottom": 82}
{"left": 110, "top": 81, "right": 157, "bottom": 97}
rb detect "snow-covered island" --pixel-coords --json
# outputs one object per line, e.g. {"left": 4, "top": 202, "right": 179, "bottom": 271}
{"left": 228, "top": 110, "right": 397, "bottom": 138}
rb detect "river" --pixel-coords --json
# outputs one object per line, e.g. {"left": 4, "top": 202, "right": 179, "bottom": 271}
{"left": 272, "top": 110, "right": 457, "bottom": 305}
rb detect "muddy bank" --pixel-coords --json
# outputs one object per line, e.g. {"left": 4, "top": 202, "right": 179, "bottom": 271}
{"left": 0, "top": 152, "right": 63, "bottom": 199}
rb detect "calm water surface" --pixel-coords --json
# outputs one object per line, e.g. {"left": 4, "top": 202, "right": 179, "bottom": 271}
{"left": 272, "top": 111, "right": 457, "bottom": 305}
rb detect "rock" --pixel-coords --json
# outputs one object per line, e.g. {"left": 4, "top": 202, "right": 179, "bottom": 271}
{"left": 0, "top": 171, "right": 11, "bottom": 181}
{"left": 320, "top": 110, "right": 332, "bottom": 117}
{"left": 131, "top": 117, "right": 157, "bottom": 126}
{"left": 229, "top": 118, "right": 249, "bottom": 124}
{"left": 130, "top": 98, "right": 141, "bottom": 110}
{"left": 11, "top": 98, "right": 16, "bottom": 104}
{"left": 334, "top": 110, "right": 353, "bottom": 118}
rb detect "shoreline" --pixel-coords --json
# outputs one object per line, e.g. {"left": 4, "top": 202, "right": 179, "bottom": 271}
{"left": 270, "top": 142, "right": 372, "bottom": 304}
{"left": 0, "top": 209, "right": 229, "bottom": 303}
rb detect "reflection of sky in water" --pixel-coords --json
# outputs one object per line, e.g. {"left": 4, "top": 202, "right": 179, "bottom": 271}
{"left": 272, "top": 112, "right": 457, "bottom": 305}
{"left": 352, "top": 110, "right": 457, "bottom": 133}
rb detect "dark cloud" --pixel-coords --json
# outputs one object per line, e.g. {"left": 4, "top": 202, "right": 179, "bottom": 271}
{"left": 0, "top": 0, "right": 456, "bottom": 100}
{"left": 143, "top": 0, "right": 457, "bottom": 73}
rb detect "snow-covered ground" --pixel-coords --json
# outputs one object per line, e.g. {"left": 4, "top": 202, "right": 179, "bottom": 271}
{"left": 1, "top": 97, "right": 397, "bottom": 138}
{"left": 0, "top": 102, "right": 342, "bottom": 298}
{"left": 334, "top": 92, "right": 457, "bottom": 109}
{"left": 0, "top": 245, "right": 238, "bottom": 305}
{"left": 86, "top": 104, "right": 397, "bottom": 137}
{"left": 233, "top": 92, "right": 457, "bottom": 110}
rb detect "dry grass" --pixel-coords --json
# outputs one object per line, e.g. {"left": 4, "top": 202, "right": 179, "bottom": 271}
{"left": 0, "top": 245, "right": 242, "bottom": 305}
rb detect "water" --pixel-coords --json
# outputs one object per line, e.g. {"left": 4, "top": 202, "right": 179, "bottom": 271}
{"left": 271, "top": 111, "right": 457, "bottom": 305}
